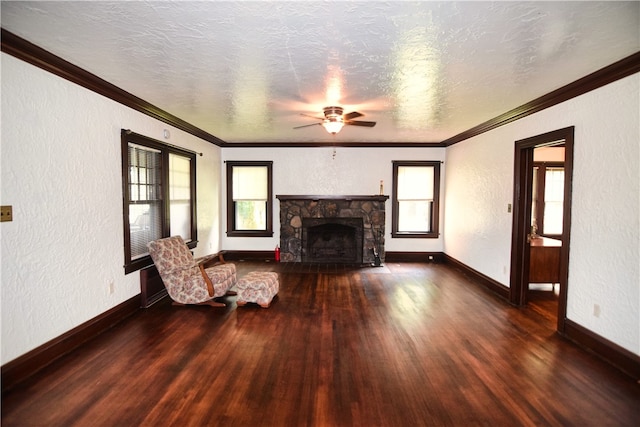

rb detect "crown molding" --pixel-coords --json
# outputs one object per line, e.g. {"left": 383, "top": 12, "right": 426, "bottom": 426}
{"left": 219, "top": 141, "right": 444, "bottom": 148}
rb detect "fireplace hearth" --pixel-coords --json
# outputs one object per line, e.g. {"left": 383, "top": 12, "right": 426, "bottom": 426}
{"left": 277, "top": 195, "right": 388, "bottom": 264}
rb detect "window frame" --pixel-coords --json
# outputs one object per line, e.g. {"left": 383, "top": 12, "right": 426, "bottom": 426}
{"left": 391, "top": 160, "right": 441, "bottom": 238}
{"left": 121, "top": 130, "right": 197, "bottom": 274}
{"left": 226, "top": 160, "right": 273, "bottom": 237}
{"left": 532, "top": 161, "right": 564, "bottom": 239}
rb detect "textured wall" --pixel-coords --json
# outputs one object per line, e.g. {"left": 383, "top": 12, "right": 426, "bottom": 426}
{"left": 444, "top": 74, "right": 639, "bottom": 355}
{"left": 443, "top": 131, "right": 515, "bottom": 284}
{"left": 0, "top": 54, "right": 221, "bottom": 364}
{"left": 220, "top": 146, "right": 446, "bottom": 253}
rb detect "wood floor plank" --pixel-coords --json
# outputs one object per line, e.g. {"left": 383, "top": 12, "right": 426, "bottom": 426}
{"left": 2, "top": 261, "right": 639, "bottom": 426}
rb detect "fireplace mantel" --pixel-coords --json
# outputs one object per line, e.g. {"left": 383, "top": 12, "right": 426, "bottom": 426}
{"left": 277, "top": 195, "right": 389, "bottom": 202}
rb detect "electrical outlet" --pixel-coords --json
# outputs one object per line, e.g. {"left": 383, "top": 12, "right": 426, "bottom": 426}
{"left": 108, "top": 281, "right": 115, "bottom": 295}
{"left": 593, "top": 304, "right": 601, "bottom": 318}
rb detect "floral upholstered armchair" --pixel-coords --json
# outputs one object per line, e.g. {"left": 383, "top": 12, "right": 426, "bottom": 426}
{"left": 147, "top": 236, "right": 237, "bottom": 307}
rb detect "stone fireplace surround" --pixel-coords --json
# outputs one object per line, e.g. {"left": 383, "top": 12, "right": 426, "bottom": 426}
{"left": 277, "top": 195, "right": 388, "bottom": 264}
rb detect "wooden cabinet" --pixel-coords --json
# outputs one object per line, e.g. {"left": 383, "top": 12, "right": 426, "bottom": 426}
{"left": 529, "top": 237, "right": 561, "bottom": 283}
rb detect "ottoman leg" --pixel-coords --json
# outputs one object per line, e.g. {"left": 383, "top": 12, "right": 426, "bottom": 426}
{"left": 258, "top": 296, "right": 275, "bottom": 308}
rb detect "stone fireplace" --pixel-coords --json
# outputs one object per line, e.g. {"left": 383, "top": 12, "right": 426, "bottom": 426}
{"left": 277, "top": 195, "right": 388, "bottom": 264}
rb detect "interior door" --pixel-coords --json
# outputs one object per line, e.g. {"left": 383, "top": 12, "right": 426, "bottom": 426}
{"left": 510, "top": 127, "right": 574, "bottom": 333}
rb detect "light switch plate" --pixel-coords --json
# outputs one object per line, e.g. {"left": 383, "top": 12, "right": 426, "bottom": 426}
{"left": 1, "top": 205, "right": 13, "bottom": 222}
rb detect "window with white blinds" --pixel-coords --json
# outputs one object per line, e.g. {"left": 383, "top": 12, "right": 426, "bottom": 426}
{"left": 128, "top": 143, "right": 163, "bottom": 260}
{"left": 392, "top": 161, "right": 441, "bottom": 238}
{"left": 226, "top": 161, "right": 273, "bottom": 237}
{"left": 122, "top": 130, "right": 197, "bottom": 273}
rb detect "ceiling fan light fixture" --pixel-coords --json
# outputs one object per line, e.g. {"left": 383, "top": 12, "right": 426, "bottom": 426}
{"left": 322, "top": 118, "right": 344, "bottom": 134}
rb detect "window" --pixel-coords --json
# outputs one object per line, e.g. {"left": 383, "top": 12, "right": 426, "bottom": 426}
{"left": 532, "top": 162, "right": 564, "bottom": 237}
{"left": 121, "top": 130, "right": 197, "bottom": 273}
{"left": 226, "top": 161, "right": 273, "bottom": 237}
{"left": 392, "top": 161, "right": 441, "bottom": 238}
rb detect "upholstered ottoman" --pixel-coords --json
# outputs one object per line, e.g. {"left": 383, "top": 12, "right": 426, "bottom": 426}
{"left": 236, "top": 271, "right": 279, "bottom": 308}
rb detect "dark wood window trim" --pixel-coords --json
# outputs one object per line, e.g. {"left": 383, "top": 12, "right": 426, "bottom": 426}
{"left": 226, "top": 161, "right": 273, "bottom": 237}
{"left": 391, "top": 160, "right": 441, "bottom": 238}
{"left": 121, "top": 130, "right": 197, "bottom": 274}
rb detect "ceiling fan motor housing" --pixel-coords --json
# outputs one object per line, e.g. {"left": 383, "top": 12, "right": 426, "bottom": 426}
{"left": 323, "top": 106, "right": 344, "bottom": 120}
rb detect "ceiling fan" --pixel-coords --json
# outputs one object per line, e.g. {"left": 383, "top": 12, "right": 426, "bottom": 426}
{"left": 294, "top": 106, "right": 376, "bottom": 135}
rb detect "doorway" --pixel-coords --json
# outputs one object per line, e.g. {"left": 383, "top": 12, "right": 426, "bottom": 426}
{"left": 510, "top": 127, "right": 574, "bottom": 333}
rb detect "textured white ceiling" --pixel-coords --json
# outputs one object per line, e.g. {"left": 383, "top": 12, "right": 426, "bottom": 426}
{"left": 2, "top": 1, "right": 639, "bottom": 144}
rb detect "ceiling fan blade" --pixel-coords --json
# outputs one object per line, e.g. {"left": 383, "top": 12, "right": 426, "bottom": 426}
{"left": 346, "top": 120, "right": 376, "bottom": 127}
{"left": 293, "top": 122, "right": 322, "bottom": 129}
{"left": 300, "top": 113, "right": 324, "bottom": 120}
{"left": 343, "top": 111, "right": 364, "bottom": 120}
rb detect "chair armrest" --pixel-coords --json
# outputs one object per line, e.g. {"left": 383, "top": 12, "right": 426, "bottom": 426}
{"left": 196, "top": 252, "right": 226, "bottom": 268}
{"left": 198, "top": 263, "right": 215, "bottom": 297}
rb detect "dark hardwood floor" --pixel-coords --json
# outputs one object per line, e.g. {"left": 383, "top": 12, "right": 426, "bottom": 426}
{"left": 527, "top": 283, "right": 559, "bottom": 323}
{"left": 3, "top": 261, "right": 639, "bottom": 426}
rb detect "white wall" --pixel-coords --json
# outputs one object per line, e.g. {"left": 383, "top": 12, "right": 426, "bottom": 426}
{"left": 0, "top": 54, "right": 222, "bottom": 364}
{"left": 220, "top": 146, "right": 446, "bottom": 253}
{"left": 444, "top": 74, "right": 639, "bottom": 355}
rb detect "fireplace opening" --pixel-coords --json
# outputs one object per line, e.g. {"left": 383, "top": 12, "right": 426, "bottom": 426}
{"left": 302, "top": 218, "right": 363, "bottom": 264}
